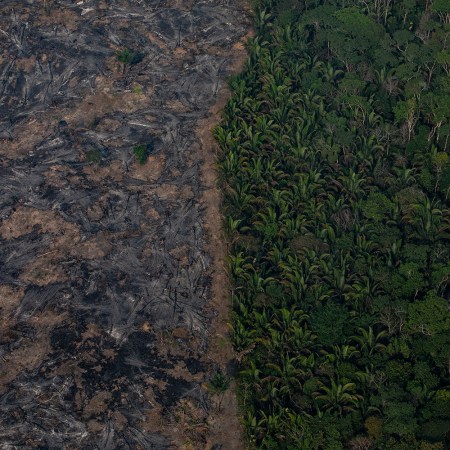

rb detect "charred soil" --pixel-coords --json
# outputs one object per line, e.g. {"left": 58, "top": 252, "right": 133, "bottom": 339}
{"left": 0, "top": 1, "right": 250, "bottom": 448}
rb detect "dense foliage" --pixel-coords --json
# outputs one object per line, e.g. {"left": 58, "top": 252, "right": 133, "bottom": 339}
{"left": 215, "top": 0, "right": 450, "bottom": 448}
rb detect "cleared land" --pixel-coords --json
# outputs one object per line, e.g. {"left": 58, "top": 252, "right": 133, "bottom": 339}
{"left": 0, "top": 1, "right": 250, "bottom": 448}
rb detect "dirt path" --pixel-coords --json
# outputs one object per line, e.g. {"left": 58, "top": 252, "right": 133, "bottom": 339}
{"left": 195, "top": 31, "right": 254, "bottom": 449}
{"left": 0, "top": 1, "right": 250, "bottom": 448}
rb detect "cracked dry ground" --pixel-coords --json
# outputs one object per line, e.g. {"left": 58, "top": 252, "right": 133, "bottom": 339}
{"left": 0, "top": 1, "right": 250, "bottom": 448}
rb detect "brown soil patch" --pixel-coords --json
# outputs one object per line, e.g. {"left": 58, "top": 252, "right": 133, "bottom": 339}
{"left": 0, "top": 207, "right": 79, "bottom": 241}
{"left": 36, "top": 6, "right": 81, "bottom": 31}
{"left": 173, "top": 47, "right": 190, "bottom": 58}
{"left": 83, "top": 391, "right": 112, "bottom": 419}
{"left": 20, "top": 258, "right": 69, "bottom": 286}
{"left": 166, "top": 98, "right": 192, "bottom": 112}
{"left": 0, "top": 119, "right": 54, "bottom": 160}
{"left": 95, "top": 118, "right": 122, "bottom": 133}
{"left": 0, "top": 310, "right": 67, "bottom": 395}
{"left": 83, "top": 160, "right": 125, "bottom": 183}
{"left": 147, "top": 32, "right": 172, "bottom": 53}
{"left": 44, "top": 164, "right": 77, "bottom": 188}
{"left": 155, "top": 183, "right": 179, "bottom": 200}
{"left": 0, "top": 285, "right": 24, "bottom": 318}
{"left": 169, "top": 245, "right": 190, "bottom": 266}
{"left": 69, "top": 233, "right": 113, "bottom": 260}
{"left": 130, "top": 154, "right": 166, "bottom": 183}
{"left": 0, "top": 339, "right": 50, "bottom": 394}
{"left": 1, "top": 208, "right": 81, "bottom": 285}
{"left": 15, "top": 56, "right": 37, "bottom": 73}
{"left": 62, "top": 77, "right": 153, "bottom": 129}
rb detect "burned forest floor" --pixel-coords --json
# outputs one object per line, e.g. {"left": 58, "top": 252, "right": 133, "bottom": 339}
{"left": 0, "top": 1, "right": 251, "bottom": 448}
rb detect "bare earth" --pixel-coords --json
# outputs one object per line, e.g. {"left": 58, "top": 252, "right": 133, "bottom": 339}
{"left": 0, "top": 1, "right": 250, "bottom": 448}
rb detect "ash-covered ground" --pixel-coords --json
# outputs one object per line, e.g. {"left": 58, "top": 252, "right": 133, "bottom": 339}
{"left": 0, "top": 1, "right": 249, "bottom": 448}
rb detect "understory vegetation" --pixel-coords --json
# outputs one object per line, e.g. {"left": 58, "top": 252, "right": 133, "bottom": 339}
{"left": 215, "top": 0, "right": 450, "bottom": 448}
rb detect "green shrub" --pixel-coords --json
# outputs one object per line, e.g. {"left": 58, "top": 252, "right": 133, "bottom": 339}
{"left": 208, "top": 369, "right": 230, "bottom": 394}
{"left": 86, "top": 149, "right": 102, "bottom": 163}
{"left": 361, "top": 192, "right": 393, "bottom": 221}
{"left": 133, "top": 144, "right": 148, "bottom": 164}
{"left": 117, "top": 48, "right": 143, "bottom": 66}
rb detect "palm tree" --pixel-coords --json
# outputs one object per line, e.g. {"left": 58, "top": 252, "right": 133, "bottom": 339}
{"left": 254, "top": 206, "right": 285, "bottom": 243}
{"left": 309, "top": 282, "right": 332, "bottom": 305}
{"left": 226, "top": 182, "right": 254, "bottom": 213}
{"left": 335, "top": 168, "right": 367, "bottom": 200}
{"left": 232, "top": 317, "right": 257, "bottom": 353}
{"left": 219, "top": 150, "right": 246, "bottom": 180}
{"left": 300, "top": 54, "right": 323, "bottom": 72}
{"left": 325, "top": 344, "right": 360, "bottom": 365}
{"left": 253, "top": 308, "right": 271, "bottom": 332}
{"left": 242, "top": 123, "right": 264, "bottom": 152}
{"left": 289, "top": 325, "right": 317, "bottom": 356}
{"left": 247, "top": 271, "right": 274, "bottom": 296}
{"left": 393, "top": 166, "right": 416, "bottom": 188}
{"left": 266, "top": 242, "right": 292, "bottom": 266}
{"left": 214, "top": 124, "right": 241, "bottom": 151}
{"left": 272, "top": 307, "right": 308, "bottom": 333}
{"left": 344, "top": 276, "right": 383, "bottom": 312}
{"left": 228, "top": 252, "right": 253, "bottom": 283}
{"left": 279, "top": 255, "right": 318, "bottom": 302}
{"left": 407, "top": 197, "right": 444, "bottom": 241}
{"left": 255, "top": 115, "right": 276, "bottom": 136}
{"left": 350, "top": 326, "right": 388, "bottom": 357}
{"left": 241, "top": 360, "right": 262, "bottom": 385}
{"left": 320, "top": 62, "right": 344, "bottom": 84}
{"left": 254, "top": 8, "right": 273, "bottom": 34}
{"left": 242, "top": 96, "right": 262, "bottom": 119}
{"left": 282, "top": 216, "right": 310, "bottom": 239}
{"left": 245, "top": 157, "right": 264, "bottom": 183}
{"left": 264, "top": 353, "right": 304, "bottom": 389}
{"left": 313, "top": 379, "right": 362, "bottom": 416}
{"left": 324, "top": 253, "right": 355, "bottom": 298}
